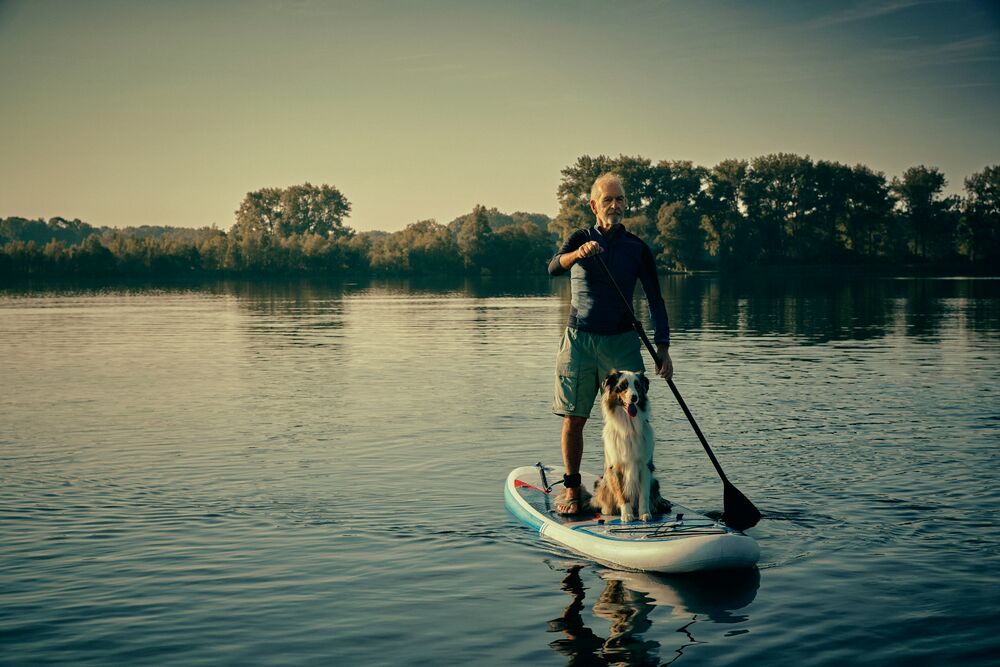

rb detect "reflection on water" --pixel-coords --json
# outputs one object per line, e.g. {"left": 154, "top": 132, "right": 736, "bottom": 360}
{"left": 177, "top": 273, "right": 999, "bottom": 348}
{"left": 5, "top": 274, "right": 998, "bottom": 343}
{"left": 658, "top": 274, "right": 1000, "bottom": 343}
{"left": 549, "top": 565, "right": 660, "bottom": 667}
{"left": 210, "top": 276, "right": 998, "bottom": 361}
{"left": 547, "top": 565, "right": 759, "bottom": 666}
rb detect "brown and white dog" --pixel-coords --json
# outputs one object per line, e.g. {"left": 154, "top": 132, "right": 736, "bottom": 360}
{"left": 592, "top": 369, "right": 671, "bottom": 522}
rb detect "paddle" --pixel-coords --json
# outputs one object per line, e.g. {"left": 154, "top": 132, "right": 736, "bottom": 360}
{"left": 594, "top": 253, "right": 762, "bottom": 531}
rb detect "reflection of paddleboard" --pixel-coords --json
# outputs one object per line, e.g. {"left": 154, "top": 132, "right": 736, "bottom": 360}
{"left": 506, "top": 464, "right": 760, "bottom": 573}
{"left": 599, "top": 568, "right": 759, "bottom": 619}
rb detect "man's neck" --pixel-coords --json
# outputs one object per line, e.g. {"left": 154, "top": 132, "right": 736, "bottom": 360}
{"left": 595, "top": 222, "right": 623, "bottom": 241}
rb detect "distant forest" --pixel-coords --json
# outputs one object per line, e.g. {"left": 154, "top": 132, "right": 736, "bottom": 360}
{"left": 2, "top": 154, "right": 998, "bottom": 278}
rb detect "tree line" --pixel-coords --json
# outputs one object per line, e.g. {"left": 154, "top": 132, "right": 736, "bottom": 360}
{"left": 1, "top": 157, "right": 997, "bottom": 278}
{"left": 551, "top": 155, "right": 998, "bottom": 269}
{"left": 0, "top": 184, "right": 554, "bottom": 277}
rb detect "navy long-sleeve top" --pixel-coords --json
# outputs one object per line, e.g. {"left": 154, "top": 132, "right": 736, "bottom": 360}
{"left": 547, "top": 225, "right": 670, "bottom": 346}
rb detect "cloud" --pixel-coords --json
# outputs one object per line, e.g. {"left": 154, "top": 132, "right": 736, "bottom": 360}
{"left": 872, "top": 33, "right": 1000, "bottom": 67}
{"left": 806, "top": 0, "right": 950, "bottom": 29}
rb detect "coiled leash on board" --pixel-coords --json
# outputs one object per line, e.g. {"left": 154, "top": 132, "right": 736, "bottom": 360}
{"left": 536, "top": 462, "right": 580, "bottom": 494}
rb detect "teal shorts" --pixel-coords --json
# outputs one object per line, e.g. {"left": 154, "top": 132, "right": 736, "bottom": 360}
{"left": 552, "top": 328, "right": 645, "bottom": 417}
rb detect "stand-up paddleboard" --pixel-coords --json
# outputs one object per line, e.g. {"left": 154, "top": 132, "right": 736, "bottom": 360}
{"left": 505, "top": 464, "right": 759, "bottom": 573}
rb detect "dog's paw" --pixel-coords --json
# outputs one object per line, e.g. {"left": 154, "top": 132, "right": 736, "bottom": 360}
{"left": 640, "top": 513, "right": 652, "bottom": 522}
{"left": 620, "top": 511, "right": 634, "bottom": 523}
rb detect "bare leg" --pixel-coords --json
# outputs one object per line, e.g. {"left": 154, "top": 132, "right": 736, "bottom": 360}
{"left": 557, "top": 416, "right": 587, "bottom": 513}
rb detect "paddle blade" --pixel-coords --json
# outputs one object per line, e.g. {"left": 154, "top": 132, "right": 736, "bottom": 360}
{"left": 722, "top": 481, "right": 762, "bottom": 531}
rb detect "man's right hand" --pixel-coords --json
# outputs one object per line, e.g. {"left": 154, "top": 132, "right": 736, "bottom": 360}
{"left": 559, "top": 241, "right": 604, "bottom": 270}
{"left": 575, "top": 241, "right": 603, "bottom": 261}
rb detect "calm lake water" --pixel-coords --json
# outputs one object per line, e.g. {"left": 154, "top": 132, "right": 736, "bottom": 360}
{"left": 2, "top": 274, "right": 998, "bottom": 666}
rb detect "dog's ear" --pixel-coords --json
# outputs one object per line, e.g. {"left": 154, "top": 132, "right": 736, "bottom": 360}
{"left": 604, "top": 369, "right": 621, "bottom": 390}
{"left": 639, "top": 371, "right": 650, "bottom": 393}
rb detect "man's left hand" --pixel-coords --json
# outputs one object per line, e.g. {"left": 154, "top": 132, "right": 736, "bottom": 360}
{"left": 655, "top": 345, "right": 673, "bottom": 380}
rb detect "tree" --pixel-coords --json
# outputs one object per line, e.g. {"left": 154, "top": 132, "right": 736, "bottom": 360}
{"left": 400, "top": 219, "right": 460, "bottom": 273}
{"left": 0, "top": 216, "right": 95, "bottom": 246}
{"left": 457, "top": 205, "right": 493, "bottom": 271}
{"left": 368, "top": 220, "right": 461, "bottom": 274}
{"left": 47, "top": 217, "right": 95, "bottom": 245}
{"left": 647, "top": 160, "right": 707, "bottom": 219}
{"left": 234, "top": 183, "right": 352, "bottom": 239}
{"left": 891, "top": 166, "right": 959, "bottom": 260}
{"left": 960, "top": 165, "right": 1000, "bottom": 264}
{"left": 548, "top": 206, "right": 592, "bottom": 244}
{"left": 743, "top": 153, "right": 817, "bottom": 262}
{"left": 701, "top": 159, "right": 750, "bottom": 267}
{"left": 278, "top": 183, "right": 352, "bottom": 238}
{"left": 622, "top": 214, "right": 657, "bottom": 251}
{"left": 811, "top": 160, "right": 855, "bottom": 260}
{"left": 656, "top": 202, "right": 706, "bottom": 270}
{"left": 509, "top": 211, "right": 552, "bottom": 237}
{"left": 69, "top": 235, "right": 116, "bottom": 275}
{"left": 487, "top": 222, "right": 555, "bottom": 275}
{"left": 198, "top": 233, "right": 229, "bottom": 272}
{"left": 842, "top": 165, "right": 893, "bottom": 260}
{"left": 368, "top": 233, "right": 408, "bottom": 274}
{"left": 234, "top": 187, "right": 282, "bottom": 238}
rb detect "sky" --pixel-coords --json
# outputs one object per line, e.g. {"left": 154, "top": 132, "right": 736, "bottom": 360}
{"left": 1, "top": 0, "right": 998, "bottom": 233}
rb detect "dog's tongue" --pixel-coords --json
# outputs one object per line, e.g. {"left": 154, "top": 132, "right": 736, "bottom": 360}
{"left": 627, "top": 403, "right": 637, "bottom": 417}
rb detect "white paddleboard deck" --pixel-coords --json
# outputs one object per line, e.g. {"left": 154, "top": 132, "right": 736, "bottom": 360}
{"left": 505, "top": 464, "right": 759, "bottom": 573}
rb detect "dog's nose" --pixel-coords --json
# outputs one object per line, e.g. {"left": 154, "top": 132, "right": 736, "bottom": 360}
{"left": 630, "top": 394, "right": 638, "bottom": 403}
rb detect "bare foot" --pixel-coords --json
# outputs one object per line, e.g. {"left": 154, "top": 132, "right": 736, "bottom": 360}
{"left": 555, "top": 487, "right": 581, "bottom": 515}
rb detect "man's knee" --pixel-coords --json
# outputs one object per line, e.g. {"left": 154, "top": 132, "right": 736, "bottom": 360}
{"left": 563, "top": 415, "right": 587, "bottom": 434}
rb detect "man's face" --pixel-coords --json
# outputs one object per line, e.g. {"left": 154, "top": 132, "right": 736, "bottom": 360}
{"left": 590, "top": 181, "right": 627, "bottom": 228}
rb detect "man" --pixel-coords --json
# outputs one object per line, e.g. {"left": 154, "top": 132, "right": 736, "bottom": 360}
{"left": 547, "top": 173, "right": 673, "bottom": 514}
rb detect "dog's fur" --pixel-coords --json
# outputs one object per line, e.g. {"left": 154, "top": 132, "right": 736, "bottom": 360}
{"left": 592, "top": 369, "right": 671, "bottom": 522}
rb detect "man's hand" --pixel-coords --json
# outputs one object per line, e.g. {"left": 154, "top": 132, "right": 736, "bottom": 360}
{"left": 559, "top": 241, "right": 603, "bottom": 270}
{"left": 575, "top": 241, "right": 603, "bottom": 260}
{"left": 655, "top": 345, "right": 673, "bottom": 380}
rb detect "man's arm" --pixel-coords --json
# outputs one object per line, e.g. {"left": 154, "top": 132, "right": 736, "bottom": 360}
{"left": 547, "top": 230, "right": 601, "bottom": 276}
{"left": 637, "top": 244, "right": 670, "bottom": 345}
{"left": 637, "top": 244, "right": 673, "bottom": 379}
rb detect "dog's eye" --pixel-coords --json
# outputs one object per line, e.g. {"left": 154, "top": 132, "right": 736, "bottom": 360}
{"left": 616, "top": 382, "right": 628, "bottom": 392}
